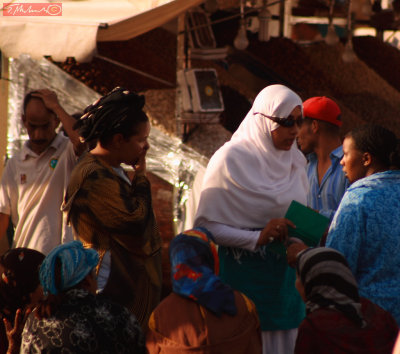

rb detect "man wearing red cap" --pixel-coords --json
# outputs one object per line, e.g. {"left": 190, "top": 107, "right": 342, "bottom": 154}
{"left": 297, "top": 96, "right": 349, "bottom": 221}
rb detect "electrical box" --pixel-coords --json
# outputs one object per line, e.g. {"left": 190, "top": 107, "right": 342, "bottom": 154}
{"left": 177, "top": 68, "right": 224, "bottom": 113}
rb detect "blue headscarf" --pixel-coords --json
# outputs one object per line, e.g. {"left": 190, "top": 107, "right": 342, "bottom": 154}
{"left": 40, "top": 241, "right": 99, "bottom": 295}
{"left": 170, "top": 228, "right": 237, "bottom": 317}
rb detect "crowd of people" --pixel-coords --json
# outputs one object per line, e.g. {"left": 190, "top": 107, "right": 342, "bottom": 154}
{"left": 0, "top": 84, "right": 399, "bottom": 353}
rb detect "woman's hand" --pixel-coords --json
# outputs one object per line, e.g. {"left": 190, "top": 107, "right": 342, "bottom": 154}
{"left": 4, "top": 308, "right": 31, "bottom": 354}
{"left": 133, "top": 150, "right": 147, "bottom": 174}
{"left": 257, "top": 218, "right": 296, "bottom": 246}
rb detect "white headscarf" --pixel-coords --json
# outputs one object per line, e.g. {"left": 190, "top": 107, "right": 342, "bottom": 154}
{"left": 194, "top": 85, "right": 309, "bottom": 229}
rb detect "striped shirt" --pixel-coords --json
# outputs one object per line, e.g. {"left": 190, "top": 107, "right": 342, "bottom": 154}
{"left": 306, "top": 145, "right": 349, "bottom": 220}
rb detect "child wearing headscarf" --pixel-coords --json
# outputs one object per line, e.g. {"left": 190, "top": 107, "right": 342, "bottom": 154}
{"left": 146, "top": 228, "right": 262, "bottom": 353}
{"left": 294, "top": 247, "right": 398, "bottom": 353}
{"left": 20, "top": 241, "right": 145, "bottom": 354}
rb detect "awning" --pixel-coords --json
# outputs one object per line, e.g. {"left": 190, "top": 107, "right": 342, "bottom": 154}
{"left": 0, "top": 0, "right": 203, "bottom": 62}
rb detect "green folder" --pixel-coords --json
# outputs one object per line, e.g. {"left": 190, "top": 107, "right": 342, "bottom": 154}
{"left": 284, "top": 200, "right": 330, "bottom": 246}
{"left": 267, "top": 200, "right": 330, "bottom": 255}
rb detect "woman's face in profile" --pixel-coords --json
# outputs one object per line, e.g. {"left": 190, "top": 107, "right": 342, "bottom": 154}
{"left": 120, "top": 121, "right": 151, "bottom": 166}
{"left": 340, "top": 136, "right": 367, "bottom": 184}
{"left": 271, "top": 106, "right": 302, "bottom": 151}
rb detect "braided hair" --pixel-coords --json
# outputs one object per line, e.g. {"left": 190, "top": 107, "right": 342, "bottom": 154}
{"left": 74, "top": 87, "right": 148, "bottom": 146}
{"left": 346, "top": 124, "right": 400, "bottom": 169}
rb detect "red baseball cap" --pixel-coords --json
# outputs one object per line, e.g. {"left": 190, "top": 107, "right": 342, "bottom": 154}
{"left": 303, "top": 96, "right": 342, "bottom": 127}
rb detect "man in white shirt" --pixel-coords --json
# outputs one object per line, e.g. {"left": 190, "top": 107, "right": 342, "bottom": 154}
{"left": 0, "top": 89, "right": 84, "bottom": 255}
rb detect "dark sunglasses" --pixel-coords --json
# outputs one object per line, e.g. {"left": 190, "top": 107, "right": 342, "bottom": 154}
{"left": 254, "top": 112, "right": 303, "bottom": 127}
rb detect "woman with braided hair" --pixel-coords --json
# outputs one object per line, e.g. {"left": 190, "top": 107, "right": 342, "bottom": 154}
{"left": 62, "top": 87, "right": 162, "bottom": 330}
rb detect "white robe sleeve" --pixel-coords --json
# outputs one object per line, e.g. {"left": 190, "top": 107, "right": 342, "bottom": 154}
{"left": 196, "top": 220, "right": 260, "bottom": 251}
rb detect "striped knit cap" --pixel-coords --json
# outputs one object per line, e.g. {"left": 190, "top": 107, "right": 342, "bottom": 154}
{"left": 296, "top": 247, "right": 366, "bottom": 327}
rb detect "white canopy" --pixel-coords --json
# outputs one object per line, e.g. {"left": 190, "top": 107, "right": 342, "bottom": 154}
{"left": 0, "top": 0, "right": 203, "bottom": 62}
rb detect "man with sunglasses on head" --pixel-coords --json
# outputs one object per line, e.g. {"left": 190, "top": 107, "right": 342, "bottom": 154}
{"left": 297, "top": 96, "right": 349, "bottom": 223}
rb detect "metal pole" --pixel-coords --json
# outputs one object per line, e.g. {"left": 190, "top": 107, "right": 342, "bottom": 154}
{"left": 176, "top": 14, "right": 186, "bottom": 140}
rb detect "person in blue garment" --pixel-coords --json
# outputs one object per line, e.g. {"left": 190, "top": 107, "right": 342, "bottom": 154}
{"left": 194, "top": 84, "right": 309, "bottom": 354}
{"left": 297, "top": 96, "right": 348, "bottom": 222}
{"left": 326, "top": 124, "right": 400, "bottom": 325}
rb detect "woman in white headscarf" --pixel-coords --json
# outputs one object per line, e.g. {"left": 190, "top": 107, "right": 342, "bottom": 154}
{"left": 194, "top": 85, "right": 309, "bottom": 354}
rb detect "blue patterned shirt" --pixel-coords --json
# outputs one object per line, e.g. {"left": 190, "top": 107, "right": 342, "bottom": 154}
{"left": 326, "top": 170, "right": 400, "bottom": 325}
{"left": 306, "top": 146, "right": 349, "bottom": 220}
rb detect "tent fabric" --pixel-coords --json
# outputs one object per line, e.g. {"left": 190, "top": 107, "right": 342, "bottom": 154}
{"left": 0, "top": 0, "right": 203, "bottom": 62}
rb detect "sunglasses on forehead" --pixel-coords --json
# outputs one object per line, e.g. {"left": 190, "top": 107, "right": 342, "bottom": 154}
{"left": 254, "top": 112, "right": 303, "bottom": 127}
